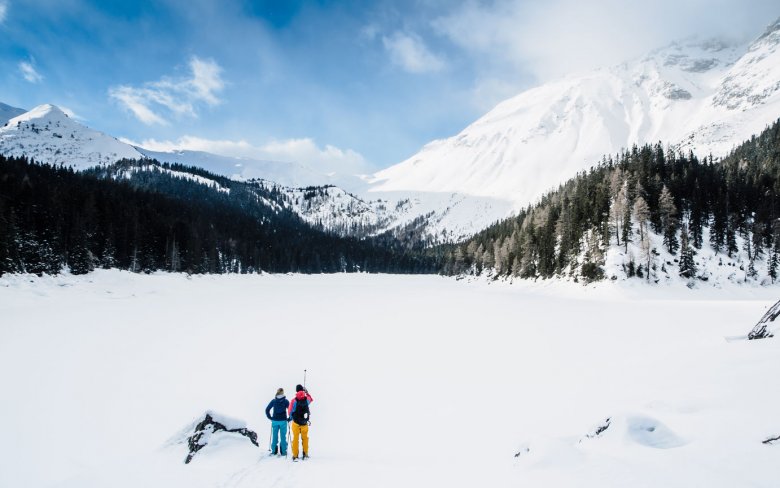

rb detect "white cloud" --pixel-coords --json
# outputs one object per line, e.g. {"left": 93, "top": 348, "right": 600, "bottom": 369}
{"left": 124, "top": 135, "right": 372, "bottom": 175}
{"left": 109, "top": 56, "right": 225, "bottom": 125}
{"left": 109, "top": 86, "right": 167, "bottom": 125}
{"left": 19, "top": 60, "right": 42, "bottom": 83}
{"left": 433, "top": 0, "right": 779, "bottom": 96}
{"left": 0, "top": 1, "right": 7, "bottom": 24}
{"left": 382, "top": 31, "right": 446, "bottom": 73}
{"left": 432, "top": 0, "right": 777, "bottom": 80}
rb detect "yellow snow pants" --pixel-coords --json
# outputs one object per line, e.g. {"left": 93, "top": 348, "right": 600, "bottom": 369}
{"left": 291, "top": 422, "right": 309, "bottom": 458}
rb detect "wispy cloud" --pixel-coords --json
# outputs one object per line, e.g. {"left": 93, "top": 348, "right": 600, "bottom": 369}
{"left": 0, "top": 1, "right": 8, "bottom": 24}
{"left": 382, "top": 31, "right": 446, "bottom": 74}
{"left": 19, "top": 60, "right": 42, "bottom": 83}
{"left": 434, "top": 0, "right": 778, "bottom": 83}
{"left": 109, "top": 56, "right": 225, "bottom": 125}
{"left": 123, "top": 135, "right": 372, "bottom": 175}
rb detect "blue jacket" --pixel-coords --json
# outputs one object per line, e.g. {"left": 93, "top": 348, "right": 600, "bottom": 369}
{"left": 266, "top": 396, "right": 290, "bottom": 421}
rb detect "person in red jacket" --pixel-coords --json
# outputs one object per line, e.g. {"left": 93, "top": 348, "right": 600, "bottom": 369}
{"left": 288, "top": 384, "right": 313, "bottom": 460}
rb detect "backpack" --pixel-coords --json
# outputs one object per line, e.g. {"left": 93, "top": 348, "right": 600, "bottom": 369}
{"left": 292, "top": 399, "right": 310, "bottom": 426}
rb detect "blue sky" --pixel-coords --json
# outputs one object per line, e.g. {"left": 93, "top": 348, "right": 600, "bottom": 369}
{"left": 1, "top": 0, "right": 777, "bottom": 174}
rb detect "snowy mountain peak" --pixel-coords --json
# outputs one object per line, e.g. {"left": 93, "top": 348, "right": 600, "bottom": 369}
{"left": 10, "top": 103, "right": 69, "bottom": 124}
{"left": 0, "top": 103, "right": 144, "bottom": 168}
{"left": 371, "top": 20, "right": 780, "bottom": 211}
{"left": 712, "top": 18, "right": 780, "bottom": 112}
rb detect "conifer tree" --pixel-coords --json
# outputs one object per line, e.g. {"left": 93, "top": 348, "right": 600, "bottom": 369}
{"left": 769, "top": 248, "right": 778, "bottom": 283}
{"left": 679, "top": 223, "right": 696, "bottom": 279}
{"left": 659, "top": 185, "right": 678, "bottom": 254}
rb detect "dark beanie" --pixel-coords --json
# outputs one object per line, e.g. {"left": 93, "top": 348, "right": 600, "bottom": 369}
{"left": 296, "top": 384, "right": 304, "bottom": 392}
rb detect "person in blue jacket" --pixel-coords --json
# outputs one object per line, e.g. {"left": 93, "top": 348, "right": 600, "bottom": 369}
{"left": 265, "top": 387, "right": 290, "bottom": 456}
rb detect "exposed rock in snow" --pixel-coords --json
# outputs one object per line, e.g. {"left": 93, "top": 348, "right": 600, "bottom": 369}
{"left": 172, "top": 411, "right": 259, "bottom": 464}
{"left": 581, "top": 417, "right": 612, "bottom": 441}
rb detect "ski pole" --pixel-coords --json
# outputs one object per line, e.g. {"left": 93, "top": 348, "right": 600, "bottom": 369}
{"left": 303, "top": 369, "right": 307, "bottom": 390}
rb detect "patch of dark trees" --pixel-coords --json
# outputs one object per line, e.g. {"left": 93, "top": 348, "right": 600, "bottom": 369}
{"left": 0, "top": 156, "right": 440, "bottom": 276}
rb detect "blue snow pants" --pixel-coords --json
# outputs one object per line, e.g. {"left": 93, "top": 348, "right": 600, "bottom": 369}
{"left": 271, "top": 420, "right": 288, "bottom": 455}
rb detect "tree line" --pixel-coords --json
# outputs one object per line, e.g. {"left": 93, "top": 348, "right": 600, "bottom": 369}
{"left": 0, "top": 156, "right": 440, "bottom": 276}
{"left": 441, "top": 119, "right": 780, "bottom": 283}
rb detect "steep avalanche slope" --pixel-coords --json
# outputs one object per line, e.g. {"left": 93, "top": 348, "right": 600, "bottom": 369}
{"left": 371, "top": 20, "right": 780, "bottom": 207}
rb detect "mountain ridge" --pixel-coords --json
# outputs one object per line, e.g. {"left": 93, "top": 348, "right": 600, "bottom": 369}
{"left": 370, "top": 18, "right": 780, "bottom": 210}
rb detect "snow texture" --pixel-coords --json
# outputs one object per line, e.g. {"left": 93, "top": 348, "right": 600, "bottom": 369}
{"left": 2, "top": 271, "right": 780, "bottom": 487}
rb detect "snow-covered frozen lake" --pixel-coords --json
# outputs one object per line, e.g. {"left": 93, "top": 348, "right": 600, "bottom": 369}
{"left": 1, "top": 271, "right": 779, "bottom": 487}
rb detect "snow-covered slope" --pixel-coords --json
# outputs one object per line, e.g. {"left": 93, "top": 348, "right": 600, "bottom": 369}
{"left": 135, "top": 147, "right": 344, "bottom": 189}
{"left": 244, "top": 180, "right": 509, "bottom": 241}
{"left": 0, "top": 102, "right": 25, "bottom": 125}
{"left": 371, "top": 19, "right": 780, "bottom": 208}
{"left": 0, "top": 104, "right": 144, "bottom": 167}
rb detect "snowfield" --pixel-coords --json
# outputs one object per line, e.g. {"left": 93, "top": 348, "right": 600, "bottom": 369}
{"left": 1, "top": 271, "right": 779, "bottom": 487}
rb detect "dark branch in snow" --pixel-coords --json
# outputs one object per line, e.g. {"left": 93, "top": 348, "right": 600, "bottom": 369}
{"left": 184, "top": 413, "right": 259, "bottom": 464}
{"left": 748, "top": 299, "right": 780, "bottom": 340}
{"left": 581, "top": 417, "right": 612, "bottom": 442}
{"left": 762, "top": 434, "right": 780, "bottom": 445}
{"left": 514, "top": 446, "right": 530, "bottom": 458}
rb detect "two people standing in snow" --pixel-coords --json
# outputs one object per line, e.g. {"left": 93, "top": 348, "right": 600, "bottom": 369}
{"left": 265, "top": 383, "right": 313, "bottom": 460}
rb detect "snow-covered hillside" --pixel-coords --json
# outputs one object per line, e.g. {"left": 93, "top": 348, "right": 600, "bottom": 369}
{"left": 264, "top": 182, "right": 511, "bottom": 241}
{"left": 0, "top": 102, "right": 25, "bottom": 125}
{"left": 371, "top": 19, "right": 780, "bottom": 208}
{"left": 1, "top": 272, "right": 779, "bottom": 487}
{"left": 135, "top": 147, "right": 348, "bottom": 189}
{"left": 0, "top": 104, "right": 144, "bottom": 166}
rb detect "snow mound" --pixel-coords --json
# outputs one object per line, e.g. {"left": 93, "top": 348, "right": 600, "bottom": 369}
{"left": 169, "top": 411, "right": 259, "bottom": 464}
{"left": 518, "top": 413, "right": 688, "bottom": 469}
{"left": 580, "top": 414, "right": 687, "bottom": 449}
{"left": 623, "top": 415, "right": 687, "bottom": 449}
